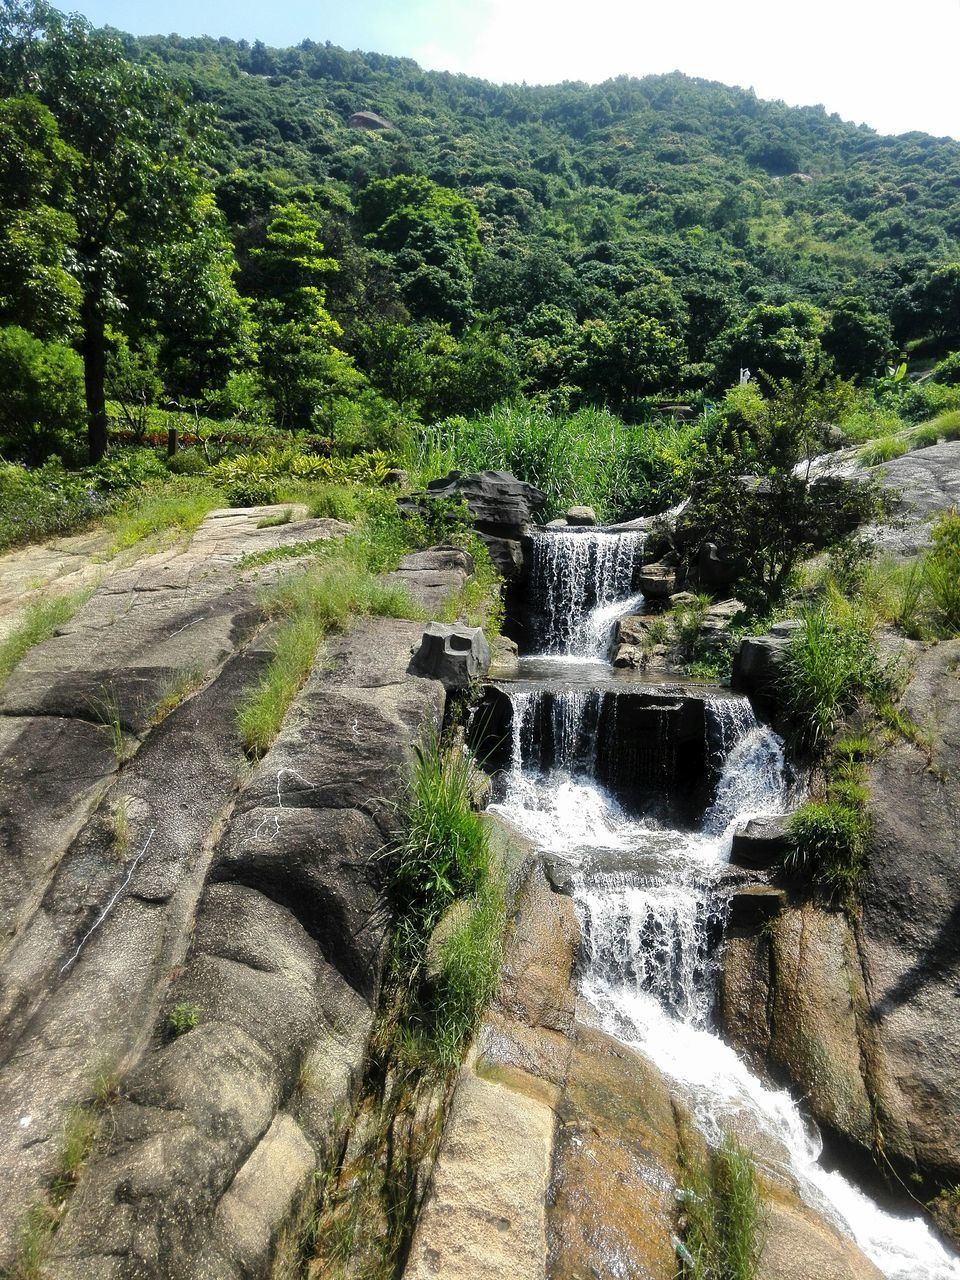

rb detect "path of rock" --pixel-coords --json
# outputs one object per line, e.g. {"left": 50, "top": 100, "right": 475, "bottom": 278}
{"left": 0, "top": 504, "right": 469, "bottom": 1276}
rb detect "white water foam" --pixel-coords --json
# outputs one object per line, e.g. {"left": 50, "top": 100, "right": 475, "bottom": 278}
{"left": 531, "top": 528, "right": 645, "bottom": 658}
{"left": 492, "top": 688, "right": 960, "bottom": 1280}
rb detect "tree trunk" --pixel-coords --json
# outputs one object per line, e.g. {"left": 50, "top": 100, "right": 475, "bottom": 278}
{"left": 81, "top": 304, "right": 108, "bottom": 462}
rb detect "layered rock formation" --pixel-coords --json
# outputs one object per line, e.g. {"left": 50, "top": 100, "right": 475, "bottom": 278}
{"left": 0, "top": 507, "right": 468, "bottom": 1276}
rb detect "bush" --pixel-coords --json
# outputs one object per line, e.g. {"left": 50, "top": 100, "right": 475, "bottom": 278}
{"left": 0, "top": 325, "right": 86, "bottom": 464}
{"left": 931, "top": 352, "right": 960, "bottom": 386}
{"left": 0, "top": 459, "right": 105, "bottom": 550}
{"left": 212, "top": 447, "right": 394, "bottom": 506}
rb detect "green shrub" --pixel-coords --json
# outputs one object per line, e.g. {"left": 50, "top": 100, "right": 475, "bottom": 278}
{"left": 166, "top": 447, "right": 209, "bottom": 476}
{"left": 785, "top": 801, "right": 869, "bottom": 892}
{"left": 931, "top": 352, "right": 960, "bottom": 386}
{"left": 0, "top": 459, "right": 105, "bottom": 550}
{"left": 106, "top": 479, "right": 223, "bottom": 551}
{"left": 0, "top": 325, "right": 86, "bottom": 464}
{"left": 167, "top": 1001, "right": 201, "bottom": 1038}
{"left": 213, "top": 448, "right": 394, "bottom": 506}
{"left": 932, "top": 409, "right": 960, "bottom": 441}
{"left": 308, "top": 483, "right": 362, "bottom": 522}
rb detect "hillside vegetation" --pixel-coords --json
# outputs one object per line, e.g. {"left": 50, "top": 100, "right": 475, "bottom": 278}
{"left": 1, "top": 1, "right": 959, "bottom": 548}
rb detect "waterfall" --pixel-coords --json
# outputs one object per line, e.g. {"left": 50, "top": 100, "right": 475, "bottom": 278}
{"left": 491, "top": 682, "right": 960, "bottom": 1280}
{"left": 530, "top": 528, "right": 645, "bottom": 658}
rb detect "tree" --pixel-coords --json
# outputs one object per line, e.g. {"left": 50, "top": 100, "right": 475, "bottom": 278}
{"left": 893, "top": 263, "right": 960, "bottom": 350}
{"left": 0, "top": 2, "right": 236, "bottom": 459}
{"left": 251, "top": 203, "right": 360, "bottom": 428}
{"left": 0, "top": 94, "right": 80, "bottom": 340}
{"left": 710, "top": 302, "right": 826, "bottom": 389}
{"left": 822, "top": 296, "right": 892, "bottom": 380}
{"left": 677, "top": 369, "right": 886, "bottom": 610}
{"left": 0, "top": 323, "right": 85, "bottom": 462}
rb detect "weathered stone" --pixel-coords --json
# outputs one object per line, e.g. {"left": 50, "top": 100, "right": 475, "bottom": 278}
{"left": 565, "top": 505, "right": 597, "bottom": 526}
{"left": 382, "top": 467, "right": 408, "bottom": 486}
{"left": 731, "top": 619, "right": 803, "bottom": 712}
{"left": 546, "top": 517, "right": 568, "bottom": 528}
{"left": 867, "top": 440, "right": 960, "bottom": 554}
{"left": 699, "top": 597, "right": 745, "bottom": 645}
{"left": 0, "top": 513, "right": 452, "bottom": 1274}
{"left": 612, "top": 642, "right": 647, "bottom": 669}
{"left": 727, "top": 885, "right": 786, "bottom": 928}
{"left": 637, "top": 559, "right": 678, "bottom": 598}
{"left": 385, "top": 545, "right": 474, "bottom": 616}
{"left": 489, "top": 633, "right": 520, "bottom": 678}
{"left": 400, "top": 470, "right": 546, "bottom": 580}
{"left": 731, "top": 814, "right": 792, "bottom": 869}
{"left": 348, "top": 110, "right": 394, "bottom": 129}
{"left": 411, "top": 621, "right": 491, "bottom": 689}
{"left": 616, "top": 613, "right": 660, "bottom": 646}
{"left": 403, "top": 1059, "right": 554, "bottom": 1280}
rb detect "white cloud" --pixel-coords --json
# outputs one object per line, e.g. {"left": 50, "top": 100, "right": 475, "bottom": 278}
{"left": 412, "top": 0, "right": 960, "bottom": 138}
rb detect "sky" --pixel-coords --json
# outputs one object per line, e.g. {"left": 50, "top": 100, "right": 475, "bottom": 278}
{"left": 68, "top": 0, "right": 960, "bottom": 140}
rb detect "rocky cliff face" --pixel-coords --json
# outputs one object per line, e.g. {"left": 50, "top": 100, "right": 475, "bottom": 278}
{"left": 0, "top": 508, "right": 467, "bottom": 1277}
{"left": 407, "top": 850, "right": 883, "bottom": 1280}
{"left": 722, "top": 639, "right": 960, "bottom": 1239}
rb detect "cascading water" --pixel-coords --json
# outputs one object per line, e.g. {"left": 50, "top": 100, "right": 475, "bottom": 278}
{"left": 491, "top": 687, "right": 960, "bottom": 1280}
{"left": 529, "top": 527, "right": 645, "bottom": 658}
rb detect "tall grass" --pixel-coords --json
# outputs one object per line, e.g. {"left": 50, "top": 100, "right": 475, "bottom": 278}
{"left": 678, "top": 1133, "right": 764, "bottom": 1280}
{"left": 106, "top": 479, "right": 223, "bottom": 551}
{"left": 780, "top": 603, "right": 883, "bottom": 753}
{"left": 0, "top": 587, "right": 92, "bottom": 687}
{"left": 388, "top": 733, "right": 505, "bottom": 1067}
{"left": 408, "top": 401, "right": 699, "bottom": 521}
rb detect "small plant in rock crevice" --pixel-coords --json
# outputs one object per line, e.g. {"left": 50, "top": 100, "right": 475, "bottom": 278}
{"left": 166, "top": 1001, "right": 201, "bottom": 1038}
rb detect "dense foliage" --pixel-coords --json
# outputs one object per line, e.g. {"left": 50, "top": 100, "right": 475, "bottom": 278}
{"left": 2, "top": 4, "right": 960, "bottom": 472}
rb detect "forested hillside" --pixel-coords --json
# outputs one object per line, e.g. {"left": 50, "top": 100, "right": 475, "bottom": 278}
{"left": 2, "top": 2, "right": 960, "bottom": 530}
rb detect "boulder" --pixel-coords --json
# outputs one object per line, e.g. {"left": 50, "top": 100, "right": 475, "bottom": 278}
{"left": 348, "top": 110, "right": 394, "bottom": 130}
{"left": 616, "top": 614, "right": 660, "bottom": 646}
{"left": 699, "top": 598, "right": 744, "bottom": 646}
{"left": 565, "top": 505, "right": 597, "bottom": 526}
{"left": 697, "top": 540, "right": 738, "bottom": 588}
{"left": 727, "top": 885, "right": 786, "bottom": 928}
{"left": 399, "top": 471, "right": 547, "bottom": 580}
{"left": 731, "top": 814, "right": 792, "bottom": 869}
{"left": 383, "top": 467, "right": 408, "bottom": 487}
{"left": 612, "top": 643, "right": 647, "bottom": 669}
{"left": 637, "top": 559, "right": 677, "bottom": 598}
{"left": 411, "top": 622, "right": 491, "bottom": 689}
{"left": 866, "top": 441, "right": 960, "bottom": 554}
{"left": 489, "top": 634, "right": 520, "bottom": 679}
{"left": 731, "top": 620, "right": 802, "bottom": 714}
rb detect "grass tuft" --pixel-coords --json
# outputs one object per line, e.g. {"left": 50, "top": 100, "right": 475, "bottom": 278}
{"left": 106, "top": 480, "right": 223, "bottom": 552}
{"left": 237, "top": 546, "right": 422, "bottom": 757}
{"left": 678, "top": 1132, "right": 765, "bottom": 1280}
{"left": 0, "top": 588, "right": 91, "bottom": 687}
{"left": 858, "top": 436, "right": 909, "bottom": 467}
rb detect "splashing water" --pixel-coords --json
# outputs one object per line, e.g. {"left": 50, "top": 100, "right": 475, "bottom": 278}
{"left": 530, "top": 528, "right": 645, "bottom": 657}
{"left": 492, "top": 685, "right": 960, "bottom": 1280}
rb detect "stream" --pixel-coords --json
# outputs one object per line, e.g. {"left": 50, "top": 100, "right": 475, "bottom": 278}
{"left": 490, "top": 526, "right": 960, "bottom": 1280}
